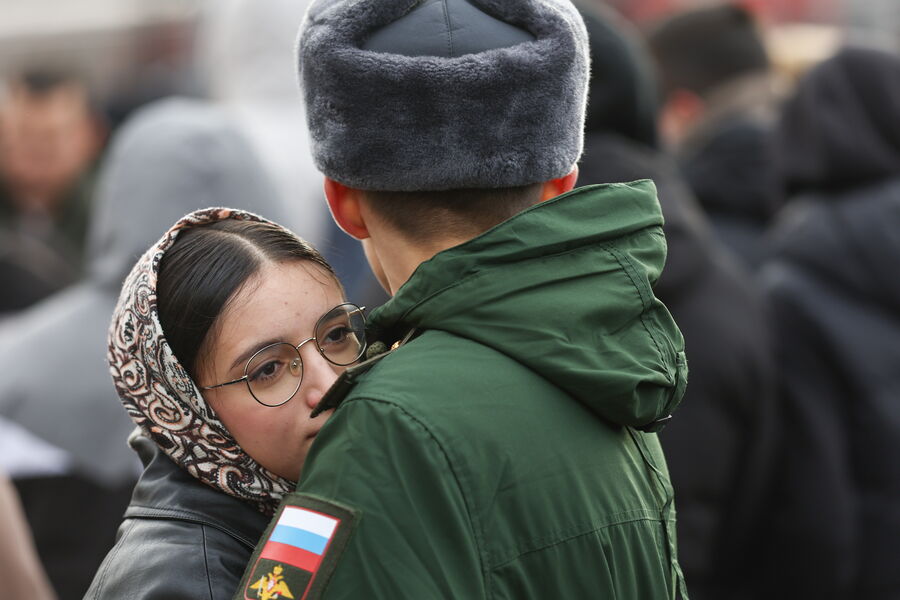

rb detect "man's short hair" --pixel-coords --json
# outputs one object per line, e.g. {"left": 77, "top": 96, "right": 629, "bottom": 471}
{"left": 16, "top": 69, "right": 80, "bottom": 96}
{"left": 364, "top": 184, "right": 543, "bottom": 243}
{"left": 647, "top": 5, "right": 770, "bottom": 98}
{"left": 2, "top": 68, "right": 96, "bottom": 118}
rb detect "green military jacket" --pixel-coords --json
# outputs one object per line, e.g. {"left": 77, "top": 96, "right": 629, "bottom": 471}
{"left": 237, "top": 181, "right": 689, "bottom": 599}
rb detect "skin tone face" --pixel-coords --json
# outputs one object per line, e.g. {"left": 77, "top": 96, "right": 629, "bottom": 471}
{"left": 659, "top": 88, "right": 706, "bottom": 148}
{"left": 197, "top": 260, "right": 347, "bottom": 482}
{"left": 0, "top": 83, "right": 100, "bottom": 210}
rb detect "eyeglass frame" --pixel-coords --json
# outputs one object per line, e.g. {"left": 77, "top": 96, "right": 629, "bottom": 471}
{"left": 200, "top": 302, "right": 366, "bottom": 407}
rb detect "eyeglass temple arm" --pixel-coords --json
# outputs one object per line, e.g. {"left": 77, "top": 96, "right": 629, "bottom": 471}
{"left": 201, "top": 376, "right": 247, "bottom": 391}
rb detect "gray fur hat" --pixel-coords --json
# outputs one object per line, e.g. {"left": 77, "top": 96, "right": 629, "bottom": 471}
{"left": 298, "top": 0, "right": 590, "bottom": 191}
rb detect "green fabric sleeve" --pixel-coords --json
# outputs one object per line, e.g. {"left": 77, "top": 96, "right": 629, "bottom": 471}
{"left": 297, "top": 396, "right": 486, "bottom": 599}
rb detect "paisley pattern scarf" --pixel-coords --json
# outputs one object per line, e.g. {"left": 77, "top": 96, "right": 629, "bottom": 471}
{"left": 108, "top": 207, "right": 294, "bottom": 515}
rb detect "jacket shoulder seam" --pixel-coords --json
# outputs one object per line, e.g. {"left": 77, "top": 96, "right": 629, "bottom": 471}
{"left": 491, "top": 509, "right": 669, "bottom": 571}
{"left": 125, "top": 504, "right": 257, "bottom": 548}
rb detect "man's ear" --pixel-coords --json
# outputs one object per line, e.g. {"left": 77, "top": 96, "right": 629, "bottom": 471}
{"left": 324, "top": 178, "right": 370, "bottom": 240}
{"left": 539, "top": 167, "right": 579, "bottom": 202}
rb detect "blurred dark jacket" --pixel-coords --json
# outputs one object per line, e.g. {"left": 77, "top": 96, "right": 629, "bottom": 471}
{"left": 0, "top": 173, "right": 93, "bottom": 311}
{"left": 762, "top": 47, "right": 900, "bottom": 600}
{"left": 0, "top": 98, "right": 291, "bottom": 599}
{"left": 577, "top": 6, "right": 776, "bottom": 598}
{"left": 646, "top": 4, "right": 782, "bottom": 269}
{"left": 678, "top": 72, "right": 781, "bottom": 269}
{"left": 0, "top": 230, "right": 72, "bottom": 315}
{"left": 0, "top": 170, "right": 95, "bottom": 258}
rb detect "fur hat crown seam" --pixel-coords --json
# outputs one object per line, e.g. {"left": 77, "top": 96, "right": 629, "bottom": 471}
{"left": 298, "top": 0, "right": 590, "bottom": 192}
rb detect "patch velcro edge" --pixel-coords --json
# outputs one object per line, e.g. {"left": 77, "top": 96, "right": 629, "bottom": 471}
{"left": 235, "top": 492, "right": 360, "bottom": 600}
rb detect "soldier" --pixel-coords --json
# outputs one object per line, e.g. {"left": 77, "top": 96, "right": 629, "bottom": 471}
{"left": 237, "top": 1, "right": 689, "bottom": 598}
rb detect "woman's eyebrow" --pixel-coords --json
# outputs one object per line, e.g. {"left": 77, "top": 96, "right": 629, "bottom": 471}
{"left": 230, "top": 338, "right": 281, "bottom": 371}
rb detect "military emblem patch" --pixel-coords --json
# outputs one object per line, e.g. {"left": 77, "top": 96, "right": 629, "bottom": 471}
{"left": 249, "top": 564, "right": 295, "bottom": 599}
{"left": 238, "top": 494, "right": 359, "bottom": 600}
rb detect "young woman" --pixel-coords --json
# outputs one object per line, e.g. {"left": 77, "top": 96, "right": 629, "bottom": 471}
{"left": 85, "top": 208, "right": 366, "bottom": 599}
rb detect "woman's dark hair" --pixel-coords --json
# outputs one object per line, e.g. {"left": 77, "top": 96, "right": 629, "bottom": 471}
{"left": 156, "top": 219, "right": 337, "bottom": 378}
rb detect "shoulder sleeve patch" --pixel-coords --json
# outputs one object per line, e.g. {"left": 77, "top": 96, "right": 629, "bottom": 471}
{"left": 235, "top": 493, "right": 359, "bottom": 600}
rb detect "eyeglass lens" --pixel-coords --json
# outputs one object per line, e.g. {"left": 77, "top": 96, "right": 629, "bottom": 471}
{"left": 245, "top": 304, "right": 365, "bottom": 407}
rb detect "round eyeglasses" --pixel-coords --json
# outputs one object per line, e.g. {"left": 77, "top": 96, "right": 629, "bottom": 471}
{"left": 201, "top": 303, "right": 366, "bottom": 407}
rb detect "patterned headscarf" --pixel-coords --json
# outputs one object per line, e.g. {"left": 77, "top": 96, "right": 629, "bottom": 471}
{"left": 108, "top": 207, "right": 295, "bottom": 515}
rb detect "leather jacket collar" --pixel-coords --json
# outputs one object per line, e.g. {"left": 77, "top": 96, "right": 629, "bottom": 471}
{"left": 125, "top": 432, "right": 269, "bottom": 548}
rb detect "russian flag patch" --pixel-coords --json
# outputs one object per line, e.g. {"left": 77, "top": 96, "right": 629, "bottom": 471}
{"left": 238, "top": 494, "right": 358, "bottom": 600}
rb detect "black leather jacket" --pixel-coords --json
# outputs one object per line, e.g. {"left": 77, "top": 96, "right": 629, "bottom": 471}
{"left": 84, "top": 434, "right": 270, "bottom": 600}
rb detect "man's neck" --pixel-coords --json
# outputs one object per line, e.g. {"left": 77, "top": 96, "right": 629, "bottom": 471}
{"left": 366, "top": 229, "right": 468, "bottom": 295}
{"left": 355, "top": 171, "right": 578, "bottom": 295}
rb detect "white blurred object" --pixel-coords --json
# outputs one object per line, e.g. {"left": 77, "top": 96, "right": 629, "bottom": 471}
{"left": 842, "top": 0, "right": 900, "bottom": 51}
{"left": 0, "top": 0, "right": 193, "bottom": 39}
{"left": 766, "top": 23, "right": 844, "bottom": 82}
{"left": 0, "top": 0, "right": 199, "bottom": 101}
{"left": 196, "top": 0, "right": 328, "bottom": 248}
{"left": 0, "top": 416, "right": 72, "bottom": 479}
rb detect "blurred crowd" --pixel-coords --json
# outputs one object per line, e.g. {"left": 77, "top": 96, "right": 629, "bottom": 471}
{"left": 0, "top": 1, "right": 898, "bottom": 599}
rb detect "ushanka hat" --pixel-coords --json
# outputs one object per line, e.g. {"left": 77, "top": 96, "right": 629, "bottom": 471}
{"left": 298, "top": 0, "right": 590, "bottom": 191}
{"left": 108, "top": 208, "right": 295, "bottom": 515}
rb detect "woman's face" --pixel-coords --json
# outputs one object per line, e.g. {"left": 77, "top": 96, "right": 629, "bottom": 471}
{"left": 197, "top": 260, "right": 347, "bottom": 481}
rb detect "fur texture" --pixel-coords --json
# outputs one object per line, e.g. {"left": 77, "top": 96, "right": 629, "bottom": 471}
{"left": 298, "top": 0, "right": 590, "bottom": 191}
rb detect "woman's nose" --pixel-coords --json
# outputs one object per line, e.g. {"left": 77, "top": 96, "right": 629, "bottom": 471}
{"left": 298, "top": 349, "right": 339, "bottom": 410}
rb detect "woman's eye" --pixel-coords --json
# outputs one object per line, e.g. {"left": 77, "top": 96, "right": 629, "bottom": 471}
{"left": 249, "top": 360, "right": 282, "bottom": 382}
{"left": 322, "top": 326, "right": 350, "bottom": 345}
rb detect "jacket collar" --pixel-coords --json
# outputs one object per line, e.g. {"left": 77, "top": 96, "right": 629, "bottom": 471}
{"left": 366, "top": 182, "right": 686, "bottom": 430}
{"left": 125, "top": 433, "right": 270, "bottom": 548}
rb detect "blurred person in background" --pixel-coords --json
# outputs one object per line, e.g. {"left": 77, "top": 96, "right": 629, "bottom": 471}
{"left": 0, "top": 233, "right": 71, "bottom": 315}
{"left": 197, "top": 0, "right": 321, "bottom": 243}
{"left": 576, "top": 4, "right": 776, "bottom": 598}
{"left": 762, "top": 46, "right": 900, "bottom": 600}
{"left": 196, "top": 0, "right": 387, "bottom": 310}
{"left": 103, "top": 21, "right": 203, "bottom": 131}
{"left": 647, "top": 4, "right": 781, "bottom": 269}
{"left": 0, "top": 97, "right": 293, "bottom": 599}
{"left": 0, "top": 70, "right": 106, "bottom": 307}
{"left": 0, "top": 470, "right": 56, "bottom": 600}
